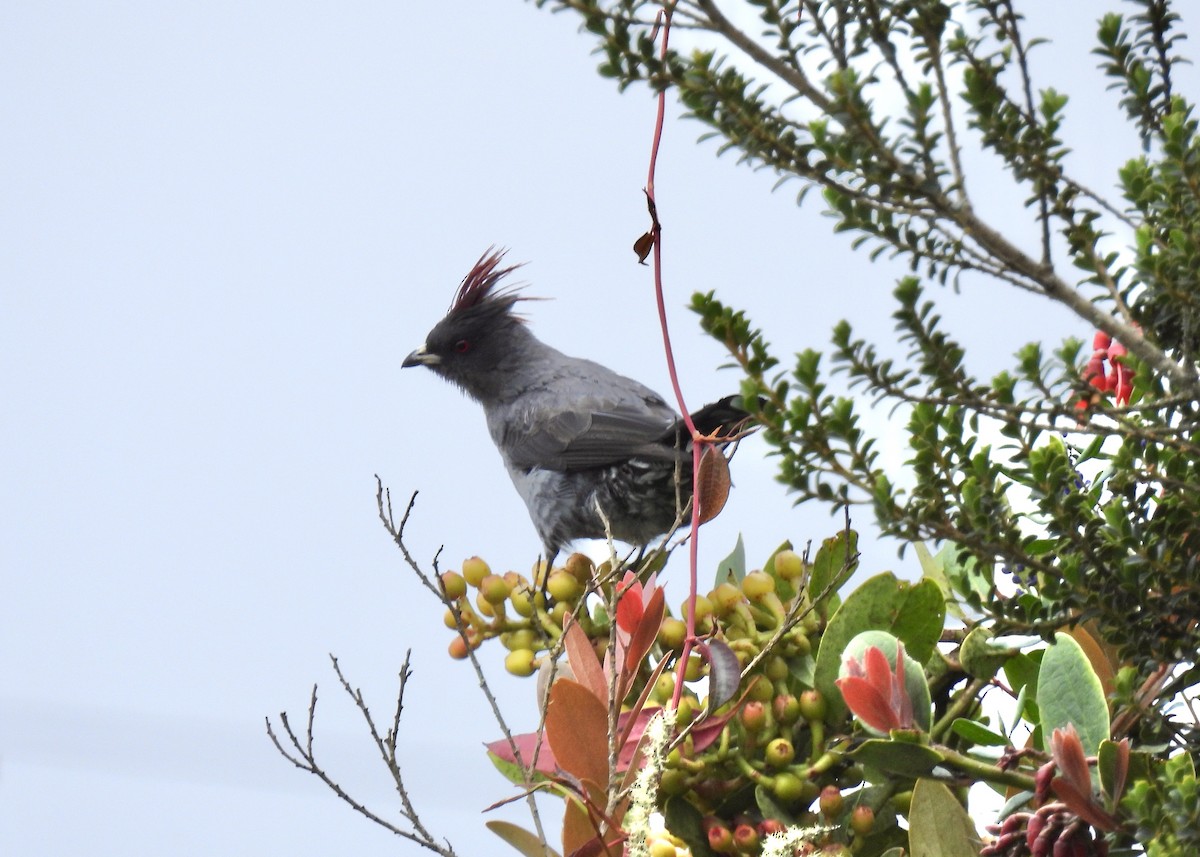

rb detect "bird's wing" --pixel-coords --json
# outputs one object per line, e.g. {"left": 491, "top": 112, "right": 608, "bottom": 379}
{"left": 498, "top": 401, "right": 680, "bottom": 472}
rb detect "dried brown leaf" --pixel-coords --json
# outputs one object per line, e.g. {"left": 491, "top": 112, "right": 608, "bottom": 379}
{"left": 695, "top": 446, "right": 731, "bottom": 525}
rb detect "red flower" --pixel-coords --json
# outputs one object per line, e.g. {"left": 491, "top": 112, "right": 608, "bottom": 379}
{"left": 835, "top": 643, "right": 915, "bottom": 733}
{"left": 1081, "top": 330, "right": 1132, "bottom": 406}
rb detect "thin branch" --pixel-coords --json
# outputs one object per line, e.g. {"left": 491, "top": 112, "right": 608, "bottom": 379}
{"left": 374, "top": 480, "right": 551, "bottom": 848}
{"left": 265, "top": 668, "right": 457, "bottom": 856}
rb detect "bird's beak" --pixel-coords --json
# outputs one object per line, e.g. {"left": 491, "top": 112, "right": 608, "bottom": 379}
{"left": 402, "top": 344, "right": 441, "bottom": 368}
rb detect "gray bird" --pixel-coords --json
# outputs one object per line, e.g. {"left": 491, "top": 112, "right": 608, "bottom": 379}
{"left": 402, "top": 248, "right": 750, "bottom": 568}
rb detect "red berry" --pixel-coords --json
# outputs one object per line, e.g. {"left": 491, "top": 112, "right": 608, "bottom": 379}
{"left": 740, "top": 701, "right": 769, "bottom": 733}
{"left": 849, "top": 805, "right": 874, "bottom": 836}
{"left": 818, "top": 785, "right": 844, "bottom": 819}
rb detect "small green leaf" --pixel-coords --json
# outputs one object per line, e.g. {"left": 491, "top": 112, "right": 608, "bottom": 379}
{"left": 487, "top": 749, "right": 546, "bottom": 787}
{"left": 1098, "top": 738, "right": 1130, "bottom": 803}
{"left": 754, "top": 783, "right": 798, "bottom": 824}
{"left": 960, "top": 627, "right": 1013, "bottom": 679}
{"left": 950, "top": 718, "right": 1008, "bottom": 746}
{"left": 809, "top": 529, "right": 859, "bottom": 611}
{"left": 486, "top": 821, "right": 560, "bottom": 857}
{"left": 716, "top": 533, "right": 746, "bottom": 585}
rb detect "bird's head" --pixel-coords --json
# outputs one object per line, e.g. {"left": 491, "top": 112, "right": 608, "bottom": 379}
{"left": 403, "top": 248, "right": 533, "bottom": 401}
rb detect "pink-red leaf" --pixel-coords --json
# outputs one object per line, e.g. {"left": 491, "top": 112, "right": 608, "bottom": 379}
{"left": 615, "top": 576, "right": 644, "bottom": 634}
{"left": 835, "top": 676, "right": 897, "bottom": 733}
{"left": 1050, "top": 776, "right": 1119, "bottom": 832}
{"left": 623, "top": 585, "right": 665, "bottom": 683}
{"left": 487, "top": 731, "right": 558, "bottom": 777}
{"left": 563, "top": 617, "right": 608, "bottom": 705}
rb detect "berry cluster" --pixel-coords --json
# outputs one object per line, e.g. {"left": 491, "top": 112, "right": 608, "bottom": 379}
{"left": 439, "top": 545, "right": 904, "bottom": 855}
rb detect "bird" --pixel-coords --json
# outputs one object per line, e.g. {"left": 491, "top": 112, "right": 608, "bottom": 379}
{"left": 402, "top": 248, "right": 752, "bottom": 570}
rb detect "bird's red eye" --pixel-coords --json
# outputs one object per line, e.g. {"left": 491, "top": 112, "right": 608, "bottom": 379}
{"left": 454, "top": 339, "right": 471, "bottom": 353}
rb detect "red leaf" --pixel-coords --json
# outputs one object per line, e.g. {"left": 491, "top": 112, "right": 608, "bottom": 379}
{"left": 623, "top": 586, "right": 665, "bottom": 684}
{"left": 546, "top": 679, "right": 609, "bottom": 788}
{"left": 1050, "top": 776, "right": 1119, "bottom": 832}
{"left": 564, "top": 617, "right": 608, "bottom": 705}
{"left": 493, "top": 704, "right": 730, "bottom": 783}
{"left": 563, "top": 795, "right": 599, "bottom": 857}
{"left": 835, "top": 676, "right": 898, "bottom": 733}
{"left": 1050, "top": 725, "right": 1092, "bottom": 796}
{"left": 615, "top": 575, "right": 644, "bottom": 634}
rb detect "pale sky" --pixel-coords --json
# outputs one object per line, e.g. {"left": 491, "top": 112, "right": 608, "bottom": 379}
{"left": 3, "top": 3, "right": 1190, "bottom": 855}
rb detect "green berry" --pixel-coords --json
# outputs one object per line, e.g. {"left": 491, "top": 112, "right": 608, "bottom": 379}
{"left": 764, "top": 737, "right": 794, "bottom": 767}
{"left": 741, "top": 571, "right": 776, "bottom": 600}
{"left": 798, "top": 689, "right": 827, "bottom": 722}
{"left": 771, "top": 771, "right": 806, "bottom": 805}
{"left": 479, "top": 574, "right": 511, "bottom": 605}
{"left": 461, "top": 556, "right": 491, "bottom": 587}
{"left": 546, "top": 570, "right": 582, "bottom": 603}
{"left": 658, "top": 617, "right": 687, "bottom": 650}
{"left": 504, "top": 648, "right": 537, "bottom": 677}
{"left": 440, "top": 571, "right": 467, "bottom": 600}
{"left": 773, "top": 549, "right": 804, "bottom": 579}
{"left": 739, "top": 700, "right": 768, "bottom": 733}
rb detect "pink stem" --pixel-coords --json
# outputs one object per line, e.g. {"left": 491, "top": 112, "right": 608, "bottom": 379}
{"left": 642, "top": 4, "right": 706, "bottom": 712}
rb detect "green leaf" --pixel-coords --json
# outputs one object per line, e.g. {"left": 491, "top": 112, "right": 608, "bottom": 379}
{"left": 914, "top": 542, "right": 965, "bottom": 621}
{"left": 890, "top": 579, "right": 945, "bottom": 663}
{"left": 935, "top": 543, "right": 991, "bottom": 609}
{"left": 754, "top": 783, "right": 798, "bottom": 825}
{"left": 715, "top": 533, "right": 746, "bottom": 585}
{"left": 664, "top": 795, "right": 718, "bottom": 857}
{"left": 850, "top": 739, "right": 943, "bottom": 777}
{"left": 1098, "top": 738, "right": 1130, "bottom": 803}
{"left": 813, "top": 573, "right": 945, "bottom": 722}
{"left": 960, "top": 627, "right": 1013, "bottom": 680}
{"left": 487, "top": 749, "right": 536, "bottom": 787}
{"left": 950, "top": 718, "right": 1008, "bottom": 746}
{"left": 486, "top": 821, "right": 560, "bottom": 857}
{"left": 1037, "top": 632, "right": 1110, "bottom": 757}
{"left": 808, "top": 529, "right": 859, "bottom": 614}
{"left": 1004, "top": 651, "right": 1042, "bottom": 724}
{"left": 908, "top": 779, "right": 982, "bottom": 857}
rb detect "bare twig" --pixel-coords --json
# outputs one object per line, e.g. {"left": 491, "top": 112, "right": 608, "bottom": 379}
{"left": 265, "top": 657, "right": 457, "bottom": 856}
{"left": 374, "top": 479, "right": 551, "bottom": 847}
